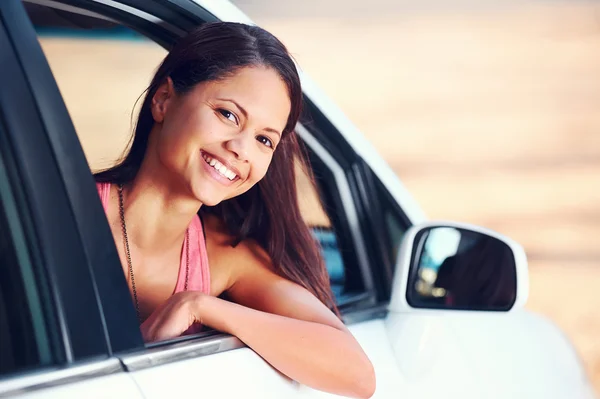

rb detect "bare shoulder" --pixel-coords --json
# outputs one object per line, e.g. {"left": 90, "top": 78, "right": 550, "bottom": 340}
{"left": 202, "top": 215, "right": 344, "bottom": 329}
{"left": 203, "top": 213, "right": 274, "bottom": 295}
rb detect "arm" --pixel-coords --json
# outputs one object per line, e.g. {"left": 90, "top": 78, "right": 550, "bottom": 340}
{"left": 141, "top": 238, "right": 376, "bottom": 398}
{"left": 201, "top": 240, "right": 376, "bottom": 399}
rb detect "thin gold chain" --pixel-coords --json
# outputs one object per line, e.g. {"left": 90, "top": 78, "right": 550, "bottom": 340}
{"left": 118, "top": 184, "right": 190, "bottom": 324}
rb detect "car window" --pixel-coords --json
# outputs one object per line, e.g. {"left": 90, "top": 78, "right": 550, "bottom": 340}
{"left": 295, "top": 158, "right": 346, "bottom": 297}
{"left": 364, "top": 174, "right": 412, "bottom": 300}
{"left": 380, "top": 184, "right": 409, "bottom": 266}
{"left": 0, "top": 130, "right": 54, "bottom": 377}
{"left": 26, "top": 3, "right": 350, "bottom": 303}
{"left": 29, "top": 4, "right": 167, "bottom": 172}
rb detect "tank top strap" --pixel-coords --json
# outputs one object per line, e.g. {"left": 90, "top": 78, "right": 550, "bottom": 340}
{"left": 95, "top": 182, "right": 111, "bottom": 212}
{"left": 173, "top": 213, "right": 211, "bottom": 295}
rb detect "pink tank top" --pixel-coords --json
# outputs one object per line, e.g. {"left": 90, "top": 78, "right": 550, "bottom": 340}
{"left": 96, "top": 182, "right": 211, "bottom": 296}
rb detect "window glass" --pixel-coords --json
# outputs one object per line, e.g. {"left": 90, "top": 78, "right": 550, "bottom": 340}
{"left": 384, "top": 207, "right": 406, "bottom": 264}
{"left": 295, "top": 159, "right": 346, "bottom": 298}
{"left": 27, "top": 3, "right": 167, "bottom": 172}
{"left": 376, "top": 178, "right": 410, "bottom": 266}
{"left": 28, "top": 3, "right": 349, "bottom": 302}
{"left": 295, "top": 158, "right": 330, "bottom": 227}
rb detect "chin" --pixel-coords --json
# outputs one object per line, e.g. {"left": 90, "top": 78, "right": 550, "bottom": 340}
{"left": 190, "top": 181, "right": 223, "bottom": 207}
{"left": 193, "top": 190, "right": 223, "bottom": 207}
{"left": 199, "top": 197, "right": 224, "bottom": 207}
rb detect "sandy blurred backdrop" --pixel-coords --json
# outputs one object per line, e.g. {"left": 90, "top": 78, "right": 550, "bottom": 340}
{"left": 240, "top": 0, "right": 600, "bottom": 391}
{"left": 38, "top": 0, "right": 600, "bottom": 393}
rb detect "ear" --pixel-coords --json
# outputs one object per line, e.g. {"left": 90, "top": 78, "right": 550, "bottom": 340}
{"left": 151, "top": 77, "right": 176, "bottom": 123}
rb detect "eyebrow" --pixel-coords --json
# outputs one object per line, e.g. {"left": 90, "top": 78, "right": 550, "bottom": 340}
{"left": 217, "top": 98, "right": 282, "bottom": 137}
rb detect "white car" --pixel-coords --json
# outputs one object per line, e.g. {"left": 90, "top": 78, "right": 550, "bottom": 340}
{"left": 0, "top": 0, "right": 594, "bottom": 398}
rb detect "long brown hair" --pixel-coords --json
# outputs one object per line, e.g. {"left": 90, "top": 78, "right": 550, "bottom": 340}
{"left": 95, "top": 22, "right": 337, "bottom": 313}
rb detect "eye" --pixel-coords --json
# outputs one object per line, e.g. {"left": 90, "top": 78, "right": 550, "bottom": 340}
{"left": 257, "top": 135, "right": 273, "bottom": 149}
{"left": 218, "top": 109, "right": 239, "bottom": 125}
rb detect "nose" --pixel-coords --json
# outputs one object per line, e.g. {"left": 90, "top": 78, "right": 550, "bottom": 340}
{"left": 224, "top": 132, "right": 251, "bottom": 162}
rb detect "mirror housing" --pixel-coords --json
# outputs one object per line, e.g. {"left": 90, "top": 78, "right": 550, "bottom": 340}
{"left": 389, "top": 221, "right": 529, "bottom": 313}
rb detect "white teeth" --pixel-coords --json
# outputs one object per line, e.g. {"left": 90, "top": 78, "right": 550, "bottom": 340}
{"left": 204, "top": 155, "right": 237, "bottom": 181}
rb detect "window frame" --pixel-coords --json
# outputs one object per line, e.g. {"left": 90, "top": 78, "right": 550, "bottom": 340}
{"left": 21, "top": 0, "right": 415, "bottom": 372}
{"left": 299, "top": 99, "right": 415, "bottom": 305}
{"left": 0, "top": 0, "right": 131, "bottom": 394}
{"left": 297, "top": 124, "right": 378, "bottom": 309}
{"left": 0, "top": 128, "right": 55, "bottom": 377}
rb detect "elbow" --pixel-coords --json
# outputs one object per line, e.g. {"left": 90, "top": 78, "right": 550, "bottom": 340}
{"left": 361, "top": 363, "right": 376, "bottom": 399}
{"left": 352, "top": 355, "right": 376, "bottom": 399}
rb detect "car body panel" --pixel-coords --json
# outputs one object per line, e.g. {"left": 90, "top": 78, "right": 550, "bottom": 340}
{"left": 129, "top": 347, "right": 299, "bottom": 398}
{"left": 0, "top": 360, "right": 142, "bottom": 399}
{"left": 9, "top": 374, "right": 141, "bottom": 399}
{"left": 386, "top": 310, "right": 596, "bottom": 399}
{"left": 10, "top": 373, "right": 142, "bottom": 399}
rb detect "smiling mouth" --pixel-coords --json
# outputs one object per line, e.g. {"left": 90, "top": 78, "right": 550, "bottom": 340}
{"left": 201, "top": 153, "right": 238, "bottom": 181}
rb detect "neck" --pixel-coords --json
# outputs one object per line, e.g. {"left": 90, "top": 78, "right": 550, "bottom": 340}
{"left": 118, "top": 161, "right": 202, "bottom": 253}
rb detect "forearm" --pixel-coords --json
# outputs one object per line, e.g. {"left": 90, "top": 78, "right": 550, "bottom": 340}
{"left": 198, "top": 295, "right": 375, "bottom": 398}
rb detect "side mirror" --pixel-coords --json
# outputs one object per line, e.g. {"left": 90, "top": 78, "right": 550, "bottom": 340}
{"left": 389, "top": 221, "right": 529, "bottom": 312}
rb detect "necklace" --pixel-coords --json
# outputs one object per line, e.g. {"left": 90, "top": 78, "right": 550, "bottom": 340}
{"left": 118, "top": 184, "right": 190, "bottom": 324}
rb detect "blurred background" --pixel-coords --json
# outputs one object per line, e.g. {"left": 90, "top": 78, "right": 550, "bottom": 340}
{"left": 33, "top": 0, "right": 600, "bottom": 393}
{"left": 231, "top": 0, "right": 600, "bottom": 391}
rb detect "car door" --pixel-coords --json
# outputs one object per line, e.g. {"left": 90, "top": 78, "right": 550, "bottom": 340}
{"left": 0, "top": 1, "right": 143, "bottom": 397}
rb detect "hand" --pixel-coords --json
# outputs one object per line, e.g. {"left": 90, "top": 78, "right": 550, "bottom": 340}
{"left": 140, "top": 291, "right": 205, "bottom": 342}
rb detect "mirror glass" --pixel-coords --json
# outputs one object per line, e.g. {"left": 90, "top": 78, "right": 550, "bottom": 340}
{"left": 408, "top": 227, "right": 517, "bottom": 311}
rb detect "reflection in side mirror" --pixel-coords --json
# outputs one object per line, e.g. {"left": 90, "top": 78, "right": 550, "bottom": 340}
{"left": 407, "top": 226, "right": 518, "bottom": 311}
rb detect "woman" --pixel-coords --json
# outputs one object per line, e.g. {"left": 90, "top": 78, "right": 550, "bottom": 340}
{"left": 94, "top": 22, "right": 375, "bottom": 398}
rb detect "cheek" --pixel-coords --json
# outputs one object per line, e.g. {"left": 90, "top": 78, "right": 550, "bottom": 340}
{"left": 159, "top": 113, "right": 190, "bottom": 147}
{"left": 156, "top": 130, "right": 190, "bottom": 168}
{"left": 249, "top": 154, "right": 273, "bottom": 183}
{"left": 227, "top": 154, "right": 272, "bottom": 199}
{"left": 160, "top": 111, "right": 211, "bottom": 158}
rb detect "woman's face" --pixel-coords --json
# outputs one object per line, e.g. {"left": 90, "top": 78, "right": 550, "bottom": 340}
{"left": 150, "top": 66, "right": 292, "bottom": 206}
